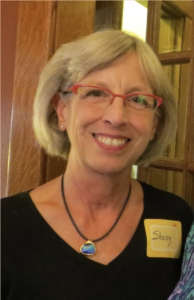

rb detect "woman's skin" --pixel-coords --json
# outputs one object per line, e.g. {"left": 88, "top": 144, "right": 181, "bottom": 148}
{"left": 30, "top": 53, "right": 158, "bottom": 265}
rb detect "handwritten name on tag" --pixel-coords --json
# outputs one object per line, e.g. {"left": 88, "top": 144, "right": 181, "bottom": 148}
{"left": 144, "top": 219, "right": 182, "bottom": 258}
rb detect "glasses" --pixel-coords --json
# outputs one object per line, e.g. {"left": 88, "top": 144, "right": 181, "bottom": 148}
{"left": 63, "top": 84, "right": 163, "bottom": 111}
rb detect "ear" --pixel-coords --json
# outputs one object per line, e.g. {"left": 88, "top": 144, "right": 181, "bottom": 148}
{"left": 150, "top": 114, "right": 158, "bottom": 141}
{"left": 52, "top": 94, "right": 67, "bottom": 130}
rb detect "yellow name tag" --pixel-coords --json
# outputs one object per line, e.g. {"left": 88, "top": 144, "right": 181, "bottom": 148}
{"left": 144, "top": 219, "right": 182, "bottom": 258}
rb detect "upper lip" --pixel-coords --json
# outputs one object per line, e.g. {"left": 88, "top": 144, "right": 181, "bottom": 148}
{"left": 93, "top": 133, "right": 130, "bottom": 140}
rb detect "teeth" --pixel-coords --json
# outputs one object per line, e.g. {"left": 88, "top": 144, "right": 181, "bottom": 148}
{"left": 106, "top": 138, "right": 112, "bottom": 145}
{"left": 112, "top": 139, "right": 119, "bottom": 146}
{"left": 95, "top": 135, "right": 127, "bottom": 146}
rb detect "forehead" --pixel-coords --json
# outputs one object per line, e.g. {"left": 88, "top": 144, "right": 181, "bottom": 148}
{"left": 79, "top": 53, "right": 152, "bottom": 92}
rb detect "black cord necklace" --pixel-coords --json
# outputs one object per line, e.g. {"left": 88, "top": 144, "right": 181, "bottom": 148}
{"left": 61, "top": 174, "right": 131, "bottom": 256}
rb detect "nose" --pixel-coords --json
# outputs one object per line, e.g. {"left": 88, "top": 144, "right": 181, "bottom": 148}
{"left": 102, "top": 96, "right": 128, "bottom": 127}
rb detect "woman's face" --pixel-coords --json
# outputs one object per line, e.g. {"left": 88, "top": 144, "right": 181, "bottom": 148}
{"left": 56, "top": 53, "right": 158, "bottom": 175}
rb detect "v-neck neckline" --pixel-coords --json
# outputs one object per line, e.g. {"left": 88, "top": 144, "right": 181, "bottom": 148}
{"left": 24, "top": 182, "right": 148, "bottom": 270}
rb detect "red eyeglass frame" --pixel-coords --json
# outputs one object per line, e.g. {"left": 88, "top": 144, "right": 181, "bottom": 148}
{"left": 65, "top": 84, "right": 163, "bottom": 107}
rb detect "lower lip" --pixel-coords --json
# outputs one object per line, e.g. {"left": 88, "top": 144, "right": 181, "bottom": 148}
{"left": 94, "top": 137, "right": 129, "bottom": 151}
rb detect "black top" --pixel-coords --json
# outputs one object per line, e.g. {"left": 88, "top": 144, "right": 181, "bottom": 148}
{"left": 1, "top": 182, "right": 193, "bottom": 300}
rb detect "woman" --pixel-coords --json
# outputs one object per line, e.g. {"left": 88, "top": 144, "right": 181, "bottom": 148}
{"left": 2, "top": 30, "right": 193, "bottom": 300}
{"left": 168, "top": 221, "right": 194, "bottom": 300}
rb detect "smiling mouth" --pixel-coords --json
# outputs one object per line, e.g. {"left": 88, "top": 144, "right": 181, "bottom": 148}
{"left": 94, "top": 135, "right": 129, "bottom": 146}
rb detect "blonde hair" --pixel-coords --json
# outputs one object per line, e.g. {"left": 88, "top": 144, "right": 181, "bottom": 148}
{"left": 33, "top": 29, "right": 176, "bottom": 164}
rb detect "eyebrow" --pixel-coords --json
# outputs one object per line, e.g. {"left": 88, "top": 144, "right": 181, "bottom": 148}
{"left": 87, "top": 82, "right": 110, "bottom": 89}
{"left": 86, "top": 82, "right": 149, "bottom": 95}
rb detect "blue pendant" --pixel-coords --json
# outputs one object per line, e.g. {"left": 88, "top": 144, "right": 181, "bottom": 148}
{"left": 80, "top": 240, "right": 96, "bottom": 256}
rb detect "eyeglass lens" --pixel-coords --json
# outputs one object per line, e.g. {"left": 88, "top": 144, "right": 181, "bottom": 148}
{"left": 76, "top": 86, "right": 158, "bottom": 110}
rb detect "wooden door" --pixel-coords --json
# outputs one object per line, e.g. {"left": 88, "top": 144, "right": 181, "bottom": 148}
{"left": 138, "top": 1, "right": 194, "bottom": 210}
{"left": 5, "top": 1, "right": 95, "bottom": 196}
{"left": 1, "top": 1, "right": 19, "bottom": 198}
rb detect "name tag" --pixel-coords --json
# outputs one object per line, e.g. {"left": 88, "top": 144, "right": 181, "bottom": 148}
{"left": 144, "top": 219, "right": 182, "bottom": 258}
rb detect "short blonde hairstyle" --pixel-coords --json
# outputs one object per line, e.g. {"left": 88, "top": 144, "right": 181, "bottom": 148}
{"left": 33, "top": 29, "right": 177, "bottom": 164}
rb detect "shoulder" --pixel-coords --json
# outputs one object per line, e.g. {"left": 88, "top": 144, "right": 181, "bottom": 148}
{"left": 1, "top": 192, "right": 38, "bottom": 262}
{"left": 184, "top": 221, "right": 194, "bottom": 255}
{"left": 140, "top": 181, "right": 193, "bottom": 232}
{"left": 187, "top": 221, "right": 194, "bottom": 238}
{"left": 140, "top": 181, "right": 192, "bottom": 213}
{"left": 1, "top": 191, "right": 32, "bottom": 213}
{"left": 1, "top": 191, "right": 34, "bottom": 232}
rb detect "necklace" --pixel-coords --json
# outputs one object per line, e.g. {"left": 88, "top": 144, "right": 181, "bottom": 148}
{"left": 61, "top": 174, "right": 131, "bottom": 256}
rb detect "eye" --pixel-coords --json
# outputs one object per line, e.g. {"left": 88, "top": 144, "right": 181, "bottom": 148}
{"left": 85, "top": 89, "right": 108, "bottom": 98}
{"left": 132, "top": 96, "right": 147, "bottom": 105}
{"left": 76, "top": 86, "right": 112, "bottom": 107}
{"left": 61, "top": 91, "right": 69, "bottom": 96}
{"left": 127, "top": 95, "right": 152, "bottom": 109}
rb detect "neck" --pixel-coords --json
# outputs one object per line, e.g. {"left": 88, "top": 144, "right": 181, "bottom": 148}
{"left": 64, "top": 159, "right": 132, "bottom": 210}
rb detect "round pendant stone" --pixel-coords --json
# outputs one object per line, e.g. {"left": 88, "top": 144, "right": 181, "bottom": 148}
{"left": 80, "top": 240, "right": 96, "bottom": 256}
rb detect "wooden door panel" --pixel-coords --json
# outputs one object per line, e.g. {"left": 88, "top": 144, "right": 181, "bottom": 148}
{"left": 7, "top": 1, "right": 96, "bottom": 195}
{"left": 138, "top": 0, "right": 194, "bottom": 208}
{"left": 1, "top": 1, "right": 19, "bottom": 197}
{"left": 7, "top": 1, "right": 55, "bottom": 195}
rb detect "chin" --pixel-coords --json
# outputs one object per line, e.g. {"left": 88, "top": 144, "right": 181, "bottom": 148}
{"left": 89, "top": 160, "right": 133, "bottom": 176}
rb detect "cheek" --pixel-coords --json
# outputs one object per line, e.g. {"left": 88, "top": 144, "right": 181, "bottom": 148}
{"left": 65, "top": 102, "right": 102, "bottom": 135}
{"left": 130, "top": 113, "right": 155, "bottom": 137}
